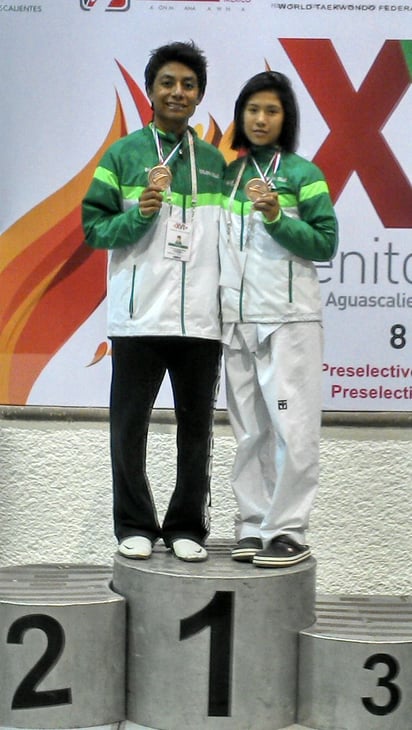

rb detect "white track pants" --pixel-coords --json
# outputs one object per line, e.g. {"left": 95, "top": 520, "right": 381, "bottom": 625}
{"left": 224, "top": 322, "right": 323, "bottom": 546}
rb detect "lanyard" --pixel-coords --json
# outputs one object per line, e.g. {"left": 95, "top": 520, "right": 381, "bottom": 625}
{"left": 226, "top": 159, "right": 251, "bottom": 252}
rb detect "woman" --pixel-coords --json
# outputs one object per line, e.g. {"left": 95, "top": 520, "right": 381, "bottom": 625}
{"left": 220, "top": 71, "right": 338, "bottom": 567}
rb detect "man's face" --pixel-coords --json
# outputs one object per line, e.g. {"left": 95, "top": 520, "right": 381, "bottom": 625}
{"left": 148, "top": 61, "right": 202, "bottom": 135}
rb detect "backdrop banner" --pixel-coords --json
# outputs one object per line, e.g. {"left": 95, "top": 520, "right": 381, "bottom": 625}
{"left": 0, "top": 1, "right": 411, "bottom": 410}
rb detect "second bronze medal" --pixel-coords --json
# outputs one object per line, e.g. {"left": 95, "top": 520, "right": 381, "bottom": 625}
{"left": 244, "top": 178, "right": 270, "bottom": 202}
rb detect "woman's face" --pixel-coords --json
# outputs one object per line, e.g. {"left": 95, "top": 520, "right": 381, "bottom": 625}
{"left": 242, "top": 90, "right": 285, "bottom": 147}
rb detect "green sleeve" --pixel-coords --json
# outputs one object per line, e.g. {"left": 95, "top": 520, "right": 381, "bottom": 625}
{"left": 82, "top": 156, "right": 157, "bottom": 250}
{"left": 264, "top": 178, "right": 338, "bottom": 262}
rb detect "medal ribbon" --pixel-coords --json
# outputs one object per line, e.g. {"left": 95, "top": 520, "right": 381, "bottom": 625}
{"left": 225, "top": 151, "right": 281, "bottom": 253}
{"left": 250, "top": 150, "right": 281, "bottom": 187}
{"left": 152, "top": 125, "right": 184, "bottom": 167}
{"left": 152, "top": 126, "right": 197, "bottom": 219}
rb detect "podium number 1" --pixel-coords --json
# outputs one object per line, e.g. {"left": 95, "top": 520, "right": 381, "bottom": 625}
{"left": 180, "top": 590, "right": 234, "bottom": 717}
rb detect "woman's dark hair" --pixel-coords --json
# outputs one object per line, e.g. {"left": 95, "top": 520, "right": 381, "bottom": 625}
{"left": 145, "top": 41, "right": 207, "bottom": 98}
{"left": 231, "top": 71, "right": 299, "bottom": 152}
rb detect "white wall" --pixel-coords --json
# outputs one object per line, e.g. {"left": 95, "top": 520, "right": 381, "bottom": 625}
{"left": 0, "top": 410, "right": 411, "bottom": 596}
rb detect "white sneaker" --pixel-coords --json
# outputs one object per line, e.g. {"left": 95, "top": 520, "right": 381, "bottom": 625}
{"left": 118, "top": 536, "right": 152, "bottom": 559}
{"left": 172, "top": 539, "right": 208, "bottom": 562}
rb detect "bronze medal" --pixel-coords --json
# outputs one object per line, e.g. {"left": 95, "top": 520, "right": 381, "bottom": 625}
{"left": 244, "top": 177, "right": 270, "bottom": 202}
{"left": 148, "top": 165, "right": 172, "bottom": 190}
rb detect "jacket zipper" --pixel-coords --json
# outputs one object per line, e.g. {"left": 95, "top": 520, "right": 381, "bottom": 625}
{"left": 239, "top": 202, "right": 246, "bottom": 322}
{"left": 129, "top": 264, "right": 136, "bottom": 318}
{"left": 180, "top": 198, "right": 187, "bottom": 335}
{"left": 238, "top": 203, "right": 294, "bottom": 315}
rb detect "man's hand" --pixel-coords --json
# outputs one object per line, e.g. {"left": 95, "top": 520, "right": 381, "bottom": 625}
{"left": 139, "top": 185, "right": 164, "bottom": 216}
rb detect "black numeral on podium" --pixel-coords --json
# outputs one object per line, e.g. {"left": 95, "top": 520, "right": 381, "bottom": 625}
{"left": 362, "top": 653, "right": 401, "bottom": 716}
{"left": 180, "top": 590, "right": 234, "bottom": 717}
{"left": 7, "top": 614, "right": 72, "bottom": 709}
{"left": 5, "top": 608, "right": 406, "bottom": 721}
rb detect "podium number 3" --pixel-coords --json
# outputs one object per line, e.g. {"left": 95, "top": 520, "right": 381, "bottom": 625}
{"left": 362, "top": 653, "right": 401, "bottom": 715}
{"left": 7, "top": 614, "right": 72, "bottom": 709}
{"left": 180, "top": 590, "right": 234, "bottom": 717}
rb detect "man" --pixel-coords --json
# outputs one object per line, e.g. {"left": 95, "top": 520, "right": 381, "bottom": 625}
{"left": 82, "top": 41, "right": 225, "bottom": 562}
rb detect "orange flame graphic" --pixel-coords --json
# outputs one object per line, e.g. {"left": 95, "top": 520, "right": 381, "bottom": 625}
{"left": 0, "top": 97, "right": 126, "bottom": 404}
{"left": 0, "top": 63, "right": 238, "bottom": 405}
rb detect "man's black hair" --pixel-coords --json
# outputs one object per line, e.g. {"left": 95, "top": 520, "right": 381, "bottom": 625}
{"left": 145, "top": 40, "right": 207, "bottom": 97}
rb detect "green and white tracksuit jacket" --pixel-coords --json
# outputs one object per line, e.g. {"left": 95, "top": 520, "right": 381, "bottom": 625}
{"left": 82, "top": 124, "right": 225, "bottom": 340}
{"left": 219, "top": 147, "right": 338, "bottom": 326}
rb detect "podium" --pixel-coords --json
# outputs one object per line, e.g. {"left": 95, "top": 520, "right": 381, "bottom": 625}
{"left": 298, "top": 594, "right": 412, "bottom": 730}
{"left": 0, "top": 564, "right": 125, "bottom": 729}
{"left": 1, "top": 555, "right": 410, "bottom": 730}
{"left": 113, "top": 542, "right": 316, "bottom": 730}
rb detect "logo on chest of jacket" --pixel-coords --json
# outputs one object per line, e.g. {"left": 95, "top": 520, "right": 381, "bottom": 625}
{"left": 278, "top": 400, "right": 288, "bottom": 411}
{"left": 198, "top": 168, "right": 220, "bottom": 180}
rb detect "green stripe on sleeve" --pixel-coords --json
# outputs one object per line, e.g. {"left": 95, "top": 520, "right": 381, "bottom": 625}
{"left": 120, "top": 188, "right": 222, "bottom": 204}
{"left": 94, "top": 166, "right": 119, "bottom": 189}
{"left": 299, "top": 180, "right": 329, "bottom": 202}
{"left": 122, "top": 185, "right": 145, "bottom": 199}
{"left": 278, "top": 193, "right": 297, "bottom": 208}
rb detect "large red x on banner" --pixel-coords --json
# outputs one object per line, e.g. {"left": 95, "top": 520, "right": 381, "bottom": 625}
{"left": 280, "top": 39, "right": 412, "bottom": 228}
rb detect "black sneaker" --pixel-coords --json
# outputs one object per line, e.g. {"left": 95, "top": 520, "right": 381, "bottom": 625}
{"left": 252, "top": 535, "right": 311, "bottom": 568}
{"left": 231, "top": 537, "right": 263, "bottom": 562}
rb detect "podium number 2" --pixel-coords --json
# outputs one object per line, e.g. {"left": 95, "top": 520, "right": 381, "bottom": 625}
{"left": 7, "top": 614, "right": 72, "bottom": 709}
{"left": 180, "top": 590, "right": 234, "bottom": 717}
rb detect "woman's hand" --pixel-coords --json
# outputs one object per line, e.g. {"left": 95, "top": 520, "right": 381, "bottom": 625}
{"left": 253, "top": 191, "right": 280, "bottom": 222}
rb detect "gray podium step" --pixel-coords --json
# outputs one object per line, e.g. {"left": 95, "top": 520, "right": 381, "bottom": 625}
{"left": 123, "top": 720, "right": 316, "bottom": 730}
{"left": 113, "top": 541, "right": 316, "bottom": 730}
{"left": 2, "top": 559, "right": 408, "bottom": 730}
{"left": 298, "top": 594, "right": 412, "bottom": 730}
{"left": 0, "top": 564, "right": 126, "bottom": 729}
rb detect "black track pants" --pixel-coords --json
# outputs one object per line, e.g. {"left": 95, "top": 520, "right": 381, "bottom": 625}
{"left": 110, "top": 336, "right": 221, "bottom": 545}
